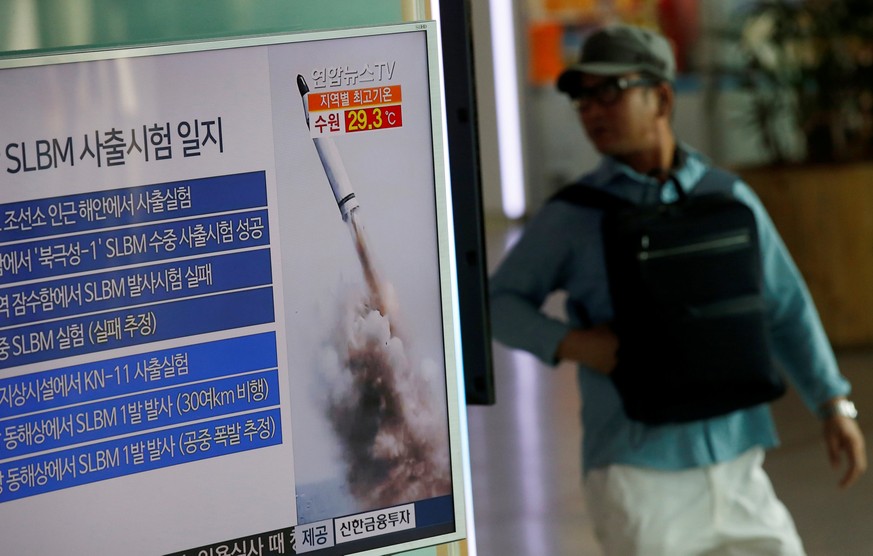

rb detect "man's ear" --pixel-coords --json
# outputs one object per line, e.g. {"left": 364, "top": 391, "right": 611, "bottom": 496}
{"left": 656, "top": 83, "right": 674, "bottom": 117}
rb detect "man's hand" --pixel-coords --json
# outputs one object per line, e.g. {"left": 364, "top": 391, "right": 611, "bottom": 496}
{"left": 555, "top": 325, "right": 618, "bottom": 375}
{"left": 823, "top": 414, "right": 867, "bottom": 488}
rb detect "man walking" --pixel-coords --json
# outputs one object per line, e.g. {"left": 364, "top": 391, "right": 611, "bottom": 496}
{"left": 489, "top": 24, "right": 866, "bottom": 555}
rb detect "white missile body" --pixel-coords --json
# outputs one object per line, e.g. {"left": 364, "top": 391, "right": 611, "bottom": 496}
{"left": 297, "top": 75, "right": 360, "bottom": 221}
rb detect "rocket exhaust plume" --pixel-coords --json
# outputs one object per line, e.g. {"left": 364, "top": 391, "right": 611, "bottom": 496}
{"left": 299, "top": 75, "right": 451, "bottom": 510}
{"left": 349, "top": 210, "right": 387, "bottom": 319}
{"left": 321, "top": 304, "right": 452, "bottom": 509}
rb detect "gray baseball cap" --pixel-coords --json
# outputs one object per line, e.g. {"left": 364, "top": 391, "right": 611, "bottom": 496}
{"left": 557, "top": 24, "right": 676, "bottom": 95}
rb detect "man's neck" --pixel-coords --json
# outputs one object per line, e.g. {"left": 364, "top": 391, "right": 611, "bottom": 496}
{"left": 615, "top": 135, "right": 677, "bottom": 181}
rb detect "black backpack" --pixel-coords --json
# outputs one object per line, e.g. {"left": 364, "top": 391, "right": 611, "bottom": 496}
{"left": 551, "top": 168, "right": 786, "bottom": 424}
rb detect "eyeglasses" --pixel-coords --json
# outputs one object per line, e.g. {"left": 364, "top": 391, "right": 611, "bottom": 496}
{"left": 570, "top": 77, "right": 658, "bottom": 110}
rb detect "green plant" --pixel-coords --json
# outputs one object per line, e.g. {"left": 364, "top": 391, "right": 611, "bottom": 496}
{"left": 722, "top": 0, "right": 873, "bottom": 163}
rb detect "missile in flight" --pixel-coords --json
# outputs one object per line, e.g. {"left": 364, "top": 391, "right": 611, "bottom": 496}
{"left": 297, "top": 74, "right": 360, "bottom": 221}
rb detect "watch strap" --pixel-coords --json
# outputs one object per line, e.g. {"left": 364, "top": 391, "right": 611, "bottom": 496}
{"left": 819, "top": 399, "right": 858, "bottom": 420}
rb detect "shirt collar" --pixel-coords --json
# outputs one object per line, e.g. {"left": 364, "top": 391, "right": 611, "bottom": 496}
{"left": 584, "top": 143, "right": 711, "bottom": 202}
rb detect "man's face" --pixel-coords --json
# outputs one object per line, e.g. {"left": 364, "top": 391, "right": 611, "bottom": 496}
{"left": 572, "top": 73, "right": 662, "bottom": 158}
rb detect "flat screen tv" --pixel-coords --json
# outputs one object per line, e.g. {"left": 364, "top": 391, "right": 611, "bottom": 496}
{"left": 0, "top": 21, "right": 468, "bottom": 556}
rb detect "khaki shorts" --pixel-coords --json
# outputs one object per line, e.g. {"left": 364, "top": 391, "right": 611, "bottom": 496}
{"left": 584, "top": 448, "right": 805, "bottom": 556}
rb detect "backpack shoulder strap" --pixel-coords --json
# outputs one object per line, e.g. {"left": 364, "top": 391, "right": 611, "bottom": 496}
{"left": 549, "top": 182, "right": 634, "bottom": 211}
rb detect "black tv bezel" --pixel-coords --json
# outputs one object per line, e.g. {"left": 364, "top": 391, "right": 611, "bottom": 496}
{"left": 438, "top": 0, "right": 495, "bottom": 405}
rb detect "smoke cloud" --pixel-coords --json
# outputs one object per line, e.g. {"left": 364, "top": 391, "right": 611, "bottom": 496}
{"left": 317, "top": 210, "right": 451, "bottom": 511}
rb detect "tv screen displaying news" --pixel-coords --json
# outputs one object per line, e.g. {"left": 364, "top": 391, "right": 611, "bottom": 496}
{"left": 0, "top": 21, "right": 467, "bottom": 556}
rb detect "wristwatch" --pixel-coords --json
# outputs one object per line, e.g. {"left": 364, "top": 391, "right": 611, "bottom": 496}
{"left": 819, "top": 399, "right": 858, "bottom": 420}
